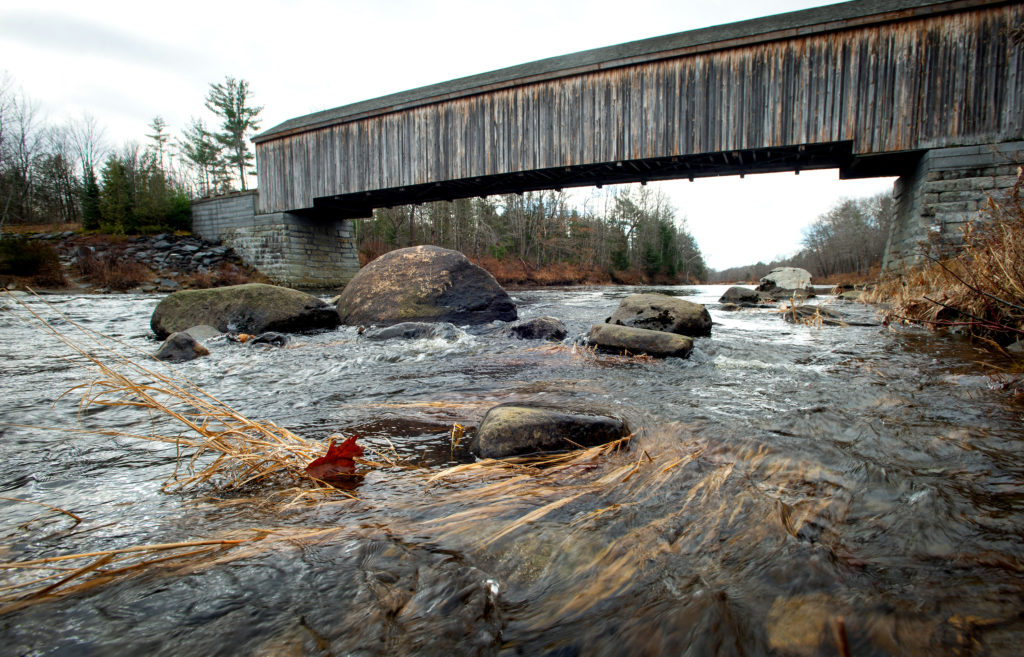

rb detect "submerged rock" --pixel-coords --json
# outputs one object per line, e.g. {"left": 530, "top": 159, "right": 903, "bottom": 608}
{"left": 719, "top": 286, "right": 767, "bottom": 304}
{"left": 606, "top": 293, "right": 711, "bottom": 337}
{"left": 589, "top": 323, "right": 694, "bottom": 359}
{"left": 154, "top": 331, "right": 210, "bottom": 362}
{"left": 473, "top": 404, "right": 629, "bottom": 458}
{"left": 507, "top": 316, "right": 567, "bottom": 341}
{"left": 362, "top": 321, "right": 463, "bottom": 341}
{"left": 838, "top": 289, "right": 865, "bottom": 302}
{"left": 336, "top": 245, "right": 516, "bottom": 326}
{"left": 757, "top": 267, "right": 815, "bottom": 300}
{"left": 150, "top": 283, "right": 339, "bottom": 338}
{"left": 249, "top": 331, "right": 289, "bottom": 346}
{"left": 781, "top": 305, "right": 844, "bottom": 325}
{"left": 184, "top": 324, "right": 221, "bottom": 342}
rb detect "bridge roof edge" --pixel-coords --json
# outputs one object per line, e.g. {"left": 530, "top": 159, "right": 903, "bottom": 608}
{"left": 254, "top": 0, "right": 998, "bottom": 143}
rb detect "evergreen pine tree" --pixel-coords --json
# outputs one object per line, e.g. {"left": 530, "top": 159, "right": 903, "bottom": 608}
{"left": 204, "top": 77, "right": 262, "bottom": 191}
{"left": 98, "top": 156, "right": 133, "bottom": 233}
{"left": 80, "top": 165, "right": 101, "bottom": 230}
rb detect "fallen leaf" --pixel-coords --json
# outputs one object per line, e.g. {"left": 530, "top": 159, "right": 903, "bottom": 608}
{"left": 305, "top": 435, "right": 363, "bottom": 479}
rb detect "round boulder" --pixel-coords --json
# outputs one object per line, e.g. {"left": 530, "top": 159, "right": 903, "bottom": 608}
{"left": 336, "top": 246, "right": 517, "bottom": 326}
{"left": 154, "top": 332, "right": 210, "bottom": 362}
{"left": 757, "top": 267, "right": 815, "bottom": 300}
{"left": 151, "top": 283, "right": 340, "bottom": 339}
{"left": 589, "top": 323, "right": 694, "bottom": 359}
{"left": 473, "top": 404, "right": 629, "bottom": 458}
{"left": 606, "top": 293, "right": 711, "bottom": 337}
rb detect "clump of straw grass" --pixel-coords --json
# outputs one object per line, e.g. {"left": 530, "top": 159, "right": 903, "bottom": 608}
{"left": 866, "top": 167, "right": 1024, "bottom": 347}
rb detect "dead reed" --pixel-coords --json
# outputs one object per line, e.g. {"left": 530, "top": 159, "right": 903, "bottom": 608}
{"left": 2, "top": 291, "right": 361, "bottom": 494}
{"left": 865, "top": 168, "right": 1024, "bottom": 347}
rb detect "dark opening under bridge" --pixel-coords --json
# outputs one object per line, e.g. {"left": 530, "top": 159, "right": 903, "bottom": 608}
{"left": 193, "top": 0, "right": 1024, "bottom": 287}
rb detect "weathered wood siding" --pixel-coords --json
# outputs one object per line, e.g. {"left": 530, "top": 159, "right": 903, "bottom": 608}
{"left": 256, "top": 3, "right": 1024, "bottom": 213}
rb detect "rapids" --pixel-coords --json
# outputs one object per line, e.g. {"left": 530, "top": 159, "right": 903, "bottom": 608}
{"left": 1, "top": 285, "right": 1022, "bottom": 656}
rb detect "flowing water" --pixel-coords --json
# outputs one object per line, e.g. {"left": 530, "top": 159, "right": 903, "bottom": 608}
{"left": 1, "top": 286, "right": 1022, "bottom": 656}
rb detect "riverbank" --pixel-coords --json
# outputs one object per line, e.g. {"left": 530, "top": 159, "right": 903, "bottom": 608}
{"left": 1, "top": 227, "right": 701, "bottom": 293}
{"left": 0, "top": 226, "right": 267, "bottom": 294}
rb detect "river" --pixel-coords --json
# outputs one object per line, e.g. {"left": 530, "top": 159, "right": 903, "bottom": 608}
{"left": 1, "top": 285, "right": 1022, "bottom": 656}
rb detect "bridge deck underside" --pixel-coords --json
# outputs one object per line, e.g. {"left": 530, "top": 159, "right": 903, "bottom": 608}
{"left": 312, "top": 142, "right": 920, "bottom": 218}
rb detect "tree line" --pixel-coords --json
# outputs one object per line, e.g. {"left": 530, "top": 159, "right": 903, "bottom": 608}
{"left": 708, "top": 191, "right": 894, "bottom": 282}
{"left": 357, "top": 185, "right": 708, "bottom": 283}
{"left": 0, "top": 73, "right": 261, "bottom": 233}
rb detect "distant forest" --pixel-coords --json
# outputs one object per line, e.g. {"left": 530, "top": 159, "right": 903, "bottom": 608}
{"left": 357, "top": 186, "right": 708, "bottom": 284}
{"left": 707, "top": 191, "right": 895, "bottom": 283}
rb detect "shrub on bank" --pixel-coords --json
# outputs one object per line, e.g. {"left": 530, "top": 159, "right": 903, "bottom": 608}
{"left": 77, "top": 250, "right": 151, "bottom": 291}
{"left": 0, "top": 236, "right": 66, "bottom": 287}
{"left": 867, "top": 168, "right": 1024, "bottom": 347}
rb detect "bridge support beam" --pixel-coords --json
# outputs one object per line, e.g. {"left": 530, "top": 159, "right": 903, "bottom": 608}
{"left": 192, "top": 191, "right": 361, "bottom": 289}
{"left": 883, "top": 141, "right": 1024, "bottom": 272}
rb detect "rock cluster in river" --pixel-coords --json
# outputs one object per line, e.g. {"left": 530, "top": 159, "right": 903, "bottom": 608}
{"left": 587, "top": 293, "right": 710, "bottom": 358}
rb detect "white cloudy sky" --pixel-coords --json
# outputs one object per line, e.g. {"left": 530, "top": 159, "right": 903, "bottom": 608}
{"left": 0, "top": 0, "right": 895, "bottom": 270}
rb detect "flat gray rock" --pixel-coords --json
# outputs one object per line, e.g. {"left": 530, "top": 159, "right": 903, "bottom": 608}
{"left": 589, "top": 323, "right": 694, "bottom": 359}
{"left": 473, "top": 404, "right": 629, "bottom": 458}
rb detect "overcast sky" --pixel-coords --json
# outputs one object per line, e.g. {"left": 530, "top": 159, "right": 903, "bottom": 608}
{"left": 0, "top": 0, "right": 895, "bottom": 270}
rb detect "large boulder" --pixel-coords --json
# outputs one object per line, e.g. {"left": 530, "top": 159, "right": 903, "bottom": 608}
{"left": 757, "top": 267, "right": 815, "bottom": 300}
{"left": 154, "top": 332, "right": 210, "bottom": 362}
{"left": 588, "top": 323, "right": 694, "bottom": 359}
{"left": 336, "top": 246, "right": 516, "bottom": 326}
{"left": 606, "top": 293, "right": 711, "bottom": 337}
{"left": 150, "top": 283, "right": 339, "bottom": 339}
{"left": 473, "top": 404, "right": 629, "bottom": 458}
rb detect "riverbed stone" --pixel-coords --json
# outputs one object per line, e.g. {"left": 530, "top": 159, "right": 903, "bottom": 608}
{"left": 507, "top": 316, "right": 567, "bottom": 341}
{"left": 362, "top": 321, "right": 463, "bottom": 341}
{"left": 184, "top": 324, "right": 222, "bottom": 341}
{"left": 473, "top": 403, "right": 629, "bottom": 458}
{"left": 150, "top": 283, "right": 340, "bottom": 338}
{"left": 757, "top": 267, "right": 815, "bottom": 300}
{"left": 589, "top": 323, "right": 694, "bottom": 358}
{"left": 719, "top": 286, "right": 767, "bottom": 304}
{"left": 606, "top": 293, "right": 711, "bottom": 337}
{"left": 336, "top": 245, "right": 517, "bottom": 326}
{"left": 154, "top": 331, "right": 210, "bottom": 362}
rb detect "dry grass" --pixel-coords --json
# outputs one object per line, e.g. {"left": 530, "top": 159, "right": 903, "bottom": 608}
{"left": 472, "top": 255, "right": 611, "bottom": 286}
{"left": 865, "top": 168, "right": 1024, "bottom": 346}
{"left": 77, "top": 250, "right": 152, "bottom": 290}
{"left": 2, "top": 291, "right": 360, "bottom": 494}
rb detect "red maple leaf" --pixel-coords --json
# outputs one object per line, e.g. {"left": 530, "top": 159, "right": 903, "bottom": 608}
{"left": 305, "top": 435, "right": 364, "bottom": 479}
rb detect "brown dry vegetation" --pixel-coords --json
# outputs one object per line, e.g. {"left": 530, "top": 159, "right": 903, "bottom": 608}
{"left": 865, "top": 168, "right": 1024, "bottom": 348}
{"left": 472, "top": 256, "right": 612, "bottom": 286}
{"left": 76, "top": 251, "right": 153, "bottom": 291}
